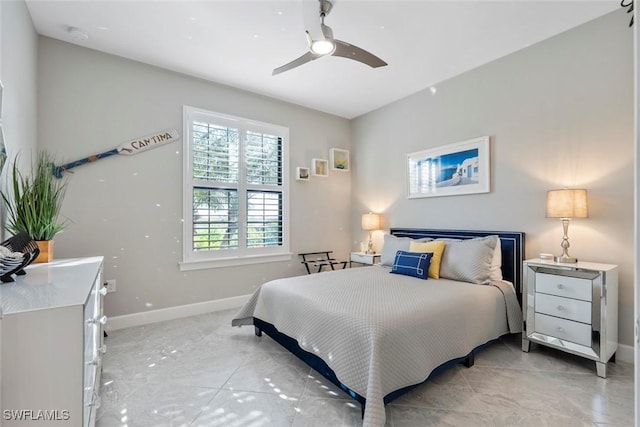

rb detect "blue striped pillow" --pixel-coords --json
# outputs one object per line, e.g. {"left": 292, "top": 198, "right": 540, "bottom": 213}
{"left": 390, "top": 251, "right": 434, "bottom": 280}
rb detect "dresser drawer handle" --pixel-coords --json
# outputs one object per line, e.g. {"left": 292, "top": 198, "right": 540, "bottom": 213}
{"left": 99, "top": 344, "right": 107, "bottom": 354}
{"left": 86, "top": 392, "right": 102, "bottom": 409}
{"left": 98, "top": 287, "right": 108, "bottom": 296}
{"left": 87, "top": 315, "right": 108, "bottom": 325}
{"left": 86, "top": 356, "right": 101, "bottom": 366}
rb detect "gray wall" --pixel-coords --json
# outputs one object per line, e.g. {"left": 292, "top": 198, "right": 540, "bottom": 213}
{"left": 0, "top": 1, "right": 38, "bottom": 174}
{"left": 0, "top": 0, "right": 39, "bottom": 411}
{"left": 37, "top": 37, "right": 352, "bottom": 317}
{"left": 351, "top": 10, "right": 635, "bottom": 347}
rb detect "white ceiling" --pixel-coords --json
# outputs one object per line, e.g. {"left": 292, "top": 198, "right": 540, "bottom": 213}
{"left": 24, "top": 1, "right": 620, "bottom": 119}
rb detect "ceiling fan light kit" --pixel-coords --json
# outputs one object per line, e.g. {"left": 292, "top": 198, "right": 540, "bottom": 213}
{"left": 311, "top": 39, "right": 335, "bottom": 55}
{"left": 273, "top": 0, "right": 387, "bottom": 75}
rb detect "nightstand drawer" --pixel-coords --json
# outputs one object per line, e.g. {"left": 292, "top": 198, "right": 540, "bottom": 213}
{"left": 536, "top": 272, "right": 592, "bottom": 302}
{"left": 350, "top": 252, "right": 380, "bottom": 265}
{"left": 535, "top": 293, "right": 591, "bottom": 324}
{"left": 534, "top": 313, "right": 591, "bottom": 347}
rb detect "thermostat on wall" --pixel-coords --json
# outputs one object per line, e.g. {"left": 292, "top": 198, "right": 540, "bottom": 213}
{"left": 539, "top": 253, "right": 554, "bottom": 260}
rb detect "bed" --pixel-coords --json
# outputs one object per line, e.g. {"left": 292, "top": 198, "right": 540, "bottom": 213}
{"left": 232, "top": 228, "right": 525, "bottom": 426}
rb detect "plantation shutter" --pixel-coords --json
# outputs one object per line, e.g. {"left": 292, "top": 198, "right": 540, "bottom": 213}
{"left": 246, "top": 134, "right": 283, "bottom": 248}
{"left": 189, "top": 113, "right": 285, "bottom": 254}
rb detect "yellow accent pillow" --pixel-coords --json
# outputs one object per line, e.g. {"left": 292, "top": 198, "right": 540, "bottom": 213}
{"left": 409, "top": 240, "right": 445, "bottom": 279}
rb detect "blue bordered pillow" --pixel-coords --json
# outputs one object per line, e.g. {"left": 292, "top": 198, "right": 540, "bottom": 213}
{"left": 390, "top": 251, "right": 434, "bottom": 280}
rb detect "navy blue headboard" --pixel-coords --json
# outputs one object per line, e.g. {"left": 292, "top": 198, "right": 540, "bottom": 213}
{"left": 390, "top": 228, "right": 526, "bottom": 297}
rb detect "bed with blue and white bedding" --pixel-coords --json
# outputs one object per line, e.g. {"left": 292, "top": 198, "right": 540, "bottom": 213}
{"left": 232, "top": 229, "right": 525, "bottom": 427}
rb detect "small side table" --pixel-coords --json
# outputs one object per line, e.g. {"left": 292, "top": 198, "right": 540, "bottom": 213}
{"left": 350, "top": 252, "right": 381, "bottom": 267}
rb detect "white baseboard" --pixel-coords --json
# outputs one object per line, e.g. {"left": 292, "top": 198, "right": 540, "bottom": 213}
{"left": 616, "top": 343, "right": 634, "bottom": 364}
{"left": 105, "top": 294, "right": 252, "bottom": 331}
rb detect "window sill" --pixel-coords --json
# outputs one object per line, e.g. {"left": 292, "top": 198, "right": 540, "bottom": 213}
{"left": 179, "top": 252, "right": 293, "bottom": 271}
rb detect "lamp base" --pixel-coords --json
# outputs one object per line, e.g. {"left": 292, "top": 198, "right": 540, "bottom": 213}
{"left": 554, "top": 255, "right": 578, "bottom": 263}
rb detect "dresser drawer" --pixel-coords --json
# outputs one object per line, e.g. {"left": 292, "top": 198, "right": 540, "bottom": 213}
{"left": 536, "top": 272, "right": 592, "bottom": 302}
{"left": 535, "top": 293, "right": 591, "bottom": 324}
{"left": 534, "top": 313, "right": 591, "bottom": 347}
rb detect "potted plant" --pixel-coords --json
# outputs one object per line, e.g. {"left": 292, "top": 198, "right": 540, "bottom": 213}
{"left": 1, "top": 150, "right": 67, "bottom": 262}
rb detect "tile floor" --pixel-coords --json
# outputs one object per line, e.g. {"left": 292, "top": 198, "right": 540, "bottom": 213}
{"left": 96, "top": 309, "right": 634, "bottom": 427}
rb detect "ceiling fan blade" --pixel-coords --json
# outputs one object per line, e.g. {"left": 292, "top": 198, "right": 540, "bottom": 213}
{"left": 272, "top": 51, "right": 319, "bottom": 75}
{"left": 333, "top": 40, "right": 387, "bottom": 68}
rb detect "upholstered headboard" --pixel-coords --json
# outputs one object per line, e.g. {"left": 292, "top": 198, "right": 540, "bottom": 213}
{"left": 390, "top": 228, "right": 526, "bottom": 297}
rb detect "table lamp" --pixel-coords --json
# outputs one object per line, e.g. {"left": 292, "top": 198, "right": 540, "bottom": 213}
{"left": 361, "top": 213, "right": 380, "bottom": 254}
{"left": 545, "top": 188, "right": 588, "bottom": 263}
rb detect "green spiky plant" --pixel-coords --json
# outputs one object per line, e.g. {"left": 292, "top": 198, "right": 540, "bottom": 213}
{"left": 1, "top": 151, "right": 67, "bottom": 241}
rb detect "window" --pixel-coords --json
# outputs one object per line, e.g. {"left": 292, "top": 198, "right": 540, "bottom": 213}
{"left": 181, "top": 107, "right": 290, "bottom": 269}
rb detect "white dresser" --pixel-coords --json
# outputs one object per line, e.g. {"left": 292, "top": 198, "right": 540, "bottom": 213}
{"left": 522, "top": 258, "right": 618, "bottom": 377}
{"left": 0, "top": 257, "right": 105, "bottom": 426}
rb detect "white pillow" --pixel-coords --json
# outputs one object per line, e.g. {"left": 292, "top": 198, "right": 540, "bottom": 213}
{"left": 381, "top": 235, "right": 412, "bottom": 266}
{"left": 380, "top": 235, "right": 435, "bottom": 267}
{"left": 439, "top": 236, "right": 499, "bottom": 284}
{"left": 490, "top": 238, "right": 503, "bottom": 281}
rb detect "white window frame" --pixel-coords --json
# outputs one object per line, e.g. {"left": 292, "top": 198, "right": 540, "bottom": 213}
{"left": 180, "top": 106, "right": 291, "bottom": 271}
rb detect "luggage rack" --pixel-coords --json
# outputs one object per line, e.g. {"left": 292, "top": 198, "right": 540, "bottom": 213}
{"left": 299, "top": 251, "right": 348, "bottom": 274}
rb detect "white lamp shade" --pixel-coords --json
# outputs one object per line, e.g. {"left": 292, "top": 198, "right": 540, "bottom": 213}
{"left": 361, "top": 213, "right": 381, "bottom": 231}
{"left": 546, "top": 189, "right": 588, "bottom": 219}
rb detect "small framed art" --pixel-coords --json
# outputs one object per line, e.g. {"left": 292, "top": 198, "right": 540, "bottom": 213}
{"left": 296, "top": 167, "right": 310, "bottom": 181}
{"left": 330, "top": 148, "right": 349, "bottom": 171}
{"left": 312, "top": 159, "right": 328, "bottom": 177}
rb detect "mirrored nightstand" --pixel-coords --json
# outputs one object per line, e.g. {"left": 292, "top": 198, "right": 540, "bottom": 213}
{"left": 522, "top": 258, "right": 618, "bottom": 378}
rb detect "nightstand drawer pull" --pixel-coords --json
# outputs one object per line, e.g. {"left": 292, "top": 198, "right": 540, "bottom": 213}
{"left": 535, "top": 293, "right": 591, "bottom": 323}
{"left": 534, "top": 313, "right": 591, "bottom": 347}
{"left": 536, "top": 272, "right": 592, "bottom": 301}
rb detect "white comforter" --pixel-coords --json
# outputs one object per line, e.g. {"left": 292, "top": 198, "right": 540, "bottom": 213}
{"left": 232, "top": 266, "right": 522, "bottom": 427}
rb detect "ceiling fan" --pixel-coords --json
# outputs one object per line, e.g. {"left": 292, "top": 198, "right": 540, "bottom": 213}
{"left": 272, "top": 0, "right": 388, "bottom": 75}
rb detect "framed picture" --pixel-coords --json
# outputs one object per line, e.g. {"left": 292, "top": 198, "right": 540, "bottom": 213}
{"left": 407, "top": 136, "right": 490, "bottom": 199}
{"left": 330, "top": 148, "right": 349, "bottom": 171}
{"left": 312, "top": 158, "right": 328, "bottom": 177}
{"left": 296, "top": 166, "right": 310, "bottom": 181}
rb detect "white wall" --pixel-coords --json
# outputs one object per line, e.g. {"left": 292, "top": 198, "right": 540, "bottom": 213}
{"left": 37, "top": 37, "right": 351, "bottom": 317}
{"left": 352, "top": 10, "right": 635, "bottom": 348}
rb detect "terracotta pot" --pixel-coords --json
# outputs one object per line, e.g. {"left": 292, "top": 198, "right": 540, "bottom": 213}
{"left": 35, "top": 240, "right": 54, "bottom": 263}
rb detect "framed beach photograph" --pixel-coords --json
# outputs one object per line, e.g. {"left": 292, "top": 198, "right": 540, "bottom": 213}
{"left": 296, "top": 166, "right": 310, "bottom": 181}
{"left": 407, "top": 136, "right": 490, "bottom": 199}
{"left": 330, "top": 148, "right": 349, "bottom": 171}
{"left": 312, "top": 158, "right": 328, "bottom": 177}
